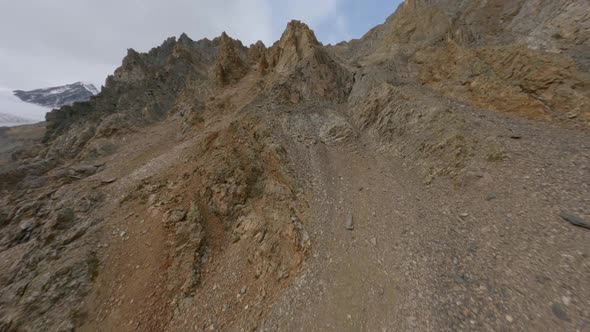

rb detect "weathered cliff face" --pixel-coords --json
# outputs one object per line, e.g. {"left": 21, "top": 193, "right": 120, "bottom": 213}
{"left": 214, "top": 32, "right": 249, "bottom": 85}
{"left": 263, "top": 20, "right": 353, "bottom": 103}
{"left": 416, "top": 43, "right": 590, "bottom": 121}
{"left": 357, "top": 0, "right": 590, "bottom": 123}
{"left": 379, "top": 0, "right": 590, "bottom": 49}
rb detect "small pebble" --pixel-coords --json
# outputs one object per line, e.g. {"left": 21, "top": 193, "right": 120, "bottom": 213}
{"left": 345, "top": 213, "right": 354, "bottom": 230}
{"left": 560, "top": 211, "right": 590, "bottom": 230}
{"left": 551, "top": 303, "right": 570, "bottom": 322}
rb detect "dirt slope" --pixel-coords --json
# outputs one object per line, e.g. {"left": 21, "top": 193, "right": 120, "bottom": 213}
{"left": 261, "top": 96, "right": 590, "bottom": 331}
{"left": 1, "top": 1, "right": 589, "bottom": 331}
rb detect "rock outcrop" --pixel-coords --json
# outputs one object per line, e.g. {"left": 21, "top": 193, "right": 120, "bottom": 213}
{"left": 214, "top": 32, "right": 249, "bottom": 85}
{"left": 265, "top": 21, "right": 353, "bottom": 103}
{"left": 354, "top": 0, "right": 590, "bottom": 122}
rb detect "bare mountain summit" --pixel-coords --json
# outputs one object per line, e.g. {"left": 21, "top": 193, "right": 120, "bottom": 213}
{"left": 0, "top": 1, "right": 589, "bottom": 331}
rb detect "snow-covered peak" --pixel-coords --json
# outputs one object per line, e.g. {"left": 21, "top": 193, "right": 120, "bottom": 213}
{"left": 13, "top": 82, "right": 99, "bottom": 109}
{"left": 79, "top": 81, "right": 100, "bottom": 95}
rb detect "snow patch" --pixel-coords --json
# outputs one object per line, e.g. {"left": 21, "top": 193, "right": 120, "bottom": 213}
{"left": 80, "top": 81, "right": 100, "bottom": 94}
{"left": 0, "top": 89, "right": 48, "bottom": 126}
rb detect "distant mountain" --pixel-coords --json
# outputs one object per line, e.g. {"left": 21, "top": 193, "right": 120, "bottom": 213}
{"left": 13, "top": 82, "right": 99, "bottom": 108}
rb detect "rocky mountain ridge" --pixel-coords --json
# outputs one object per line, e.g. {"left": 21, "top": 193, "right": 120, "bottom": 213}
{"left": 0, "top": 1, "right": 589, "bottom": 331}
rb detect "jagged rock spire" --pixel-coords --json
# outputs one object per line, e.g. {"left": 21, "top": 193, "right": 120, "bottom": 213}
{"left": 214, "top": 31, "right": 248, "bottom": 85}
{"left": 265, "top": 20, "right": 353, "bottom": 102}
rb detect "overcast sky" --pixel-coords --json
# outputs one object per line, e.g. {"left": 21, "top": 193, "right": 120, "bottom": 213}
{"left": 0, "top": 0, "right": 402, "bottom": 91}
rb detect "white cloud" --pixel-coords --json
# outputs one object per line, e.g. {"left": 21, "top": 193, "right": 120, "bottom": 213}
{"left": 268, "top": 0, "right": 349, "bottom": 44}
{"left": 284, "top": 0, "right": 339, "bottom": 25}
{"left": 0, "top": 89, "right": 49, "bottom": 122}
{"left": 330, "top": 14, "right": 351, "bottom": 44}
